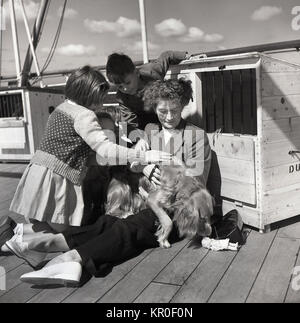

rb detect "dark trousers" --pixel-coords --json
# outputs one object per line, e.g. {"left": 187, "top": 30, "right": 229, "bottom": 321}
{"left": 63, "top": 209, "right": 161, "bottom": 276}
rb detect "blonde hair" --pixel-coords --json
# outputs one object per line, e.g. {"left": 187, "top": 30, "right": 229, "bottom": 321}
{"left": 105, "top": 178, "right": 146, "bottom": 219}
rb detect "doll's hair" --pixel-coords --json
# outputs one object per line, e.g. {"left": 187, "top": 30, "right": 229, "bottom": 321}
{"left": 105, "top": 177, "right": 146, "bottom": 219}
{"left": 106, "top": 53, "right": 135, "bottom": 84}
{"left": 65, "top": 65, "right": 109, "bottom": 108}
{"left": 143, "top": 78, "right": 193, "bottom": 112}
{"left": 95, "top": 105, "right": 122, "bottom": 124}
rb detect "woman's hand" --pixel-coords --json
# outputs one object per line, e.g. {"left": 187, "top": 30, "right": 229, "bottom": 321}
{"left": 134, "top": 138, "right": 149, "bottom": 152}
{"left": 145, "top": 150, "right": 172, "bottom": 164}
{"left": 143, "top": 164, "right": 161, "bottom": 186}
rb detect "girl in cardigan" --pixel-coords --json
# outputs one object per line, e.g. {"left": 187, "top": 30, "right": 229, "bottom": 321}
{"left": 1, "top": 66, "right": 171, "bottom": 258}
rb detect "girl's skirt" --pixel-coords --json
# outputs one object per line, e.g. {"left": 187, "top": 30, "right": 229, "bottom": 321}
{"left": 10, "top": 163, "right": 85, "bottom": 227}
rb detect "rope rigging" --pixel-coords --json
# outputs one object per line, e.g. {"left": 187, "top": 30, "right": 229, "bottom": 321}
{"left": 32, "top": 0, "right": 67, "bottom": 85}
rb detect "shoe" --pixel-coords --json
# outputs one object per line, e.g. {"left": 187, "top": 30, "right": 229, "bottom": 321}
{"left": 5, "top": 239, "right": 47, "bottom": 269}
{"left": 20, "top": 262, "right": 82, "bottom": 287}
{"left": 13, "top": 223, "right": 23, "bottom": 237}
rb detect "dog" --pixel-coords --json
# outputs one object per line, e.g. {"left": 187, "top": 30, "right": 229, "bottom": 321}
{"left": 139, "top": 165, "right": 214, "bottom": 248}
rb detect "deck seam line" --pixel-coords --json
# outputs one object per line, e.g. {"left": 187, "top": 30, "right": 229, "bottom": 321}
{"left": 283, "top": 242, "right": 300, "bottom": 303}
{"left": 61, "top": 248, "right": 156, "bottom": 303}
{"left": 244, "top": 228, "right": 279, "bottom": 303}
{"left": 93, "top": 248, "right": 156, "bottom": 304}
{"left": 206, "top": 243, "right": 241, "bottom": 303}
{"left": 25, "top": 288, "right": 44, "bottom": 303}
{"left": 168, "top": 248, "right": 210, "bottom": 303}
{"left": 0, "top": 263, "right": 30, "bottom": 300}
{"left": 202, "top": 228, "right": 253, "bottom": 303}
{"left": 130, "top": 240, "right": 190, "bottom": 303}
{"left": 150, "top": 281, "right": 182, "bottom": 287}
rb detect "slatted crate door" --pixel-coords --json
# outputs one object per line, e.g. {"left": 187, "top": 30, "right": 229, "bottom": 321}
{"left": 0, "top": 93, "right": 24, "bottom": 119}
{"left": 201, "top": 69, "right": 257, "bottom": 135}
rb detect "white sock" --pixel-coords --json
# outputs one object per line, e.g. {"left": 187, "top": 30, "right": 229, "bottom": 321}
{"left": 13, "top": 224, "right": 23, "bottom": 239}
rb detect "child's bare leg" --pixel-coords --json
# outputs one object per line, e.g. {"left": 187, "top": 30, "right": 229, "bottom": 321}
{"left": 23, "top": 222, "right": 55, "bottom": 235}
{"left": 26, "top": 233, "right": 70, "bottom": 253}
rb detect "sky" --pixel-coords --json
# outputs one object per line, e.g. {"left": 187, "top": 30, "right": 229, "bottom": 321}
{"left": 0, "top": 0, "right": 300, "bottom": 76}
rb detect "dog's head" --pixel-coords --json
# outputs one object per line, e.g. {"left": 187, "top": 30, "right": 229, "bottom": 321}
{"left": 174, "top": 187, "right": 214, "bottom": 239}
{"left": 160, "top": 165, "right": 185, "bottom": 190}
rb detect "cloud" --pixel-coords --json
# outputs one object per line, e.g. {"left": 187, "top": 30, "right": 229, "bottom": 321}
{"left": 84, "top": 17, "right": 141, "bottom": 37}
{"left": 179, "top": 27, "right": 204, "bottom": 42}
{"left": 203, "top": 33, "right": 224, "bottom": 42}
{"left": 178, "top": 27, "right": 223, "bottom": 43}
{"left": 155, "top": 18, "right": 187, "bottom": 37}
{"left": 3, "top": 0, "right": 39, "bottom": 21}
{"left": 155, "top": 19, "right": 223, "bottom": 43}
{"left": 54, "top": 44, "right": 96, "bottom": 57}
{"left": 57, "top": 6, "right": 78, "bottom": 19}
{"left": 251, "top": 6, "right": 282, "bottom": 21}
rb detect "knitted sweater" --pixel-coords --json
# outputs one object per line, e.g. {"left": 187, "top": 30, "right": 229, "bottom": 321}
{"left": 31, "top": 101, "right": 144, "bottom": 185}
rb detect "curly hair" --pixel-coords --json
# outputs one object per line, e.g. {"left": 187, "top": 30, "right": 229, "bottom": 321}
{"left": 143, "top": 78, "right": 193, "bottom": 112}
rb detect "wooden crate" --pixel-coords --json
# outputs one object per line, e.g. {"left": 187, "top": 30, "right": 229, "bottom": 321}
{"left": 167, "top": 52, "right": 300, "bottom": 231}
{"left": 0, "top": 87, "right": 65, "bottom": 161}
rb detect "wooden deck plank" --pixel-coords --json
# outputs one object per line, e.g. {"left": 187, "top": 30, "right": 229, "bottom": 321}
{"left": 154, "top": 241, "right": 208, "bottom": 285}
{"left": 0, "top": 281, "right": 43, "bottom": 303}
{"left": 0, "top": 176, "right": 22, "bottom": 186}
{"left": 208, "top": 230, "right": 276, "bottom": 303}
{"left": 97, "top": 239, "right": 188, "bottom": 303}
{"left": 27, "top": 285, "right": 77, "bottom": 304}
{"left": 246, "top": 236, "right": 300, "bottom": 303}
{"left": 0, "top": 188, "right": 19, "bottom": 204}
{"left": 0, "top": 255, "right": 24, "bottom": 272}
{"left": 0, "top": 263, "right": 33, "bottom": 301}
{"left": 62, "top": 249, "right": 154, "bottom": 303}
{"left": 170, "top": 249, "right": 237, "bottom": 303}
{"left": 277, "top": 216, "right": 300, "bottom": 240}
{"left": 0, "top": 164, "right": 25, "bottom": 174}
{"left": 0, "top": 200, "right": 12, "bottom": 213}
{"left": 0, "top": 175, "right": 21, "bottom": 185}
{"left": 134, "top": 282, "right": 180, "bottom": 303}
{"left": 0, "top": 163, "right": 27, "bottom": 173}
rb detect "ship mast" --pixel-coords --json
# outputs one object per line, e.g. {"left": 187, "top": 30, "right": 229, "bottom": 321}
{"left": 139, "top": 0, "right": 149, "bottom": 64}
{"left": 21, "top": 0, "right": 50, "bottom": 86}
{"left": 9, "top": 0, "right": 22, "bottom": 86}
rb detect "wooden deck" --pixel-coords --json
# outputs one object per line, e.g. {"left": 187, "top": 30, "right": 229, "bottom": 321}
{"left": 0, "top": 163, "right": 300, "bottom": 303}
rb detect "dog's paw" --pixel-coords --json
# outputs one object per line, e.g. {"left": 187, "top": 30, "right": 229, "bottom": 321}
{"left": 158, "top": 238, "right": 171, "bottom": 249}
